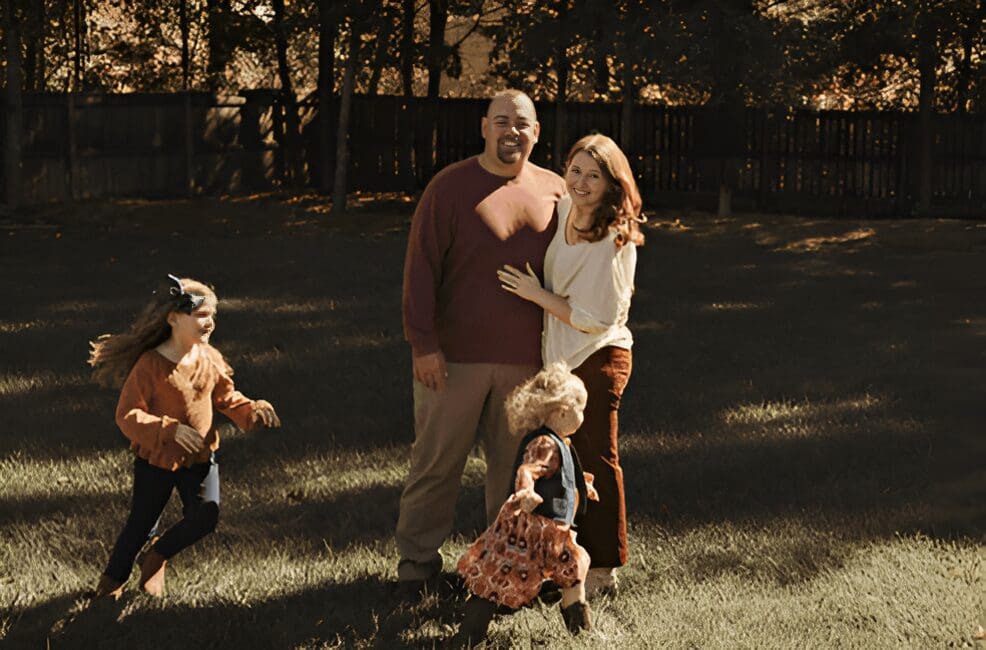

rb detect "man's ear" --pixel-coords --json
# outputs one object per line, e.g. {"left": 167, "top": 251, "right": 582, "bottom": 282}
{"left": 532, "top": 120, "right": 540, "bottom": 143}
{"left": 481, "top": 116, "right": 489, "bottom": 139}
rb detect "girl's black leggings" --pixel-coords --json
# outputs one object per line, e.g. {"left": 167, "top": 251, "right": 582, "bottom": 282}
{"left": 103, "top": 454, "right": 220, "bottom": 583}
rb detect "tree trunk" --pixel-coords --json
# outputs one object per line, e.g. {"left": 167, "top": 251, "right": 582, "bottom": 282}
{"left": 423, "top": 0, "right": 447, "bottom": 178}
{"left": 273, "top": 0, "right": 303, "bottom": 185}
{"left": 179, "top": 0, "right": 194, "bottom": 196}
{"left": 3, "top": 0, "right": 23, "bottom": 207}
{"left": 36, "top": 0, "right": 44, "bottom": 90}
{"left": 317, "top": 0, "right": 336, "bottom": 193}
{"left": 73, "top": 0, "right": 83, "bottom": 89}
{"left": 717, "top": 174, "right": 732, "bottom": 217}
{"left": 952, "top": 4, "right": 982, "bottom": 114}
{"left": 23, "top": 2, "right": 37, "bottom": 91}
{"left": 332, "top": 25, "right": 361, "bottom": 215}
{"left": 366, "top": 9, "right": 396, "bottom": 96}
{"left": 593, "top": 27, "right": 608, "bottom": 98}
{"left": 206, "top": 0, "right": 231, "bottom": 91}
{"left": 620, "top": 58, "right": 635, "bottom": 155}
{"left": 553, "top": 0, "right": 570, "bottom": 170}
{"left": 426, "top": 0, "right": 447, "bottom": 100}
{"left": 916, "top": 15, "right": 936, "bottom": 213}
{"left": 399, "top": 0, "right": 416, "bottom": 189}
{"left": 58, "top": 0, "right": 69, "bottom": 92}
{"left": 179, "top": 0, "right": 190, "bottom": 89}
{"left": 708, "top": 8, "right": 746, "bottom": 218}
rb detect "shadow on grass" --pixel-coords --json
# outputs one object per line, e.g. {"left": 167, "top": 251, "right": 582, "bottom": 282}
{"left": 221, "top": 477, "right": 486, "bottom": 559}
{"left": 5, "top": 574, "right": 466, "bottom": 650}
{"left": 0, "top": 490, "right": 119, "bottom": 526}
{"left": 3, "top": 202, "right": 984, "bottom": 641}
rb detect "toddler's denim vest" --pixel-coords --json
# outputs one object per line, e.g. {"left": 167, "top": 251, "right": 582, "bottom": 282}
{"left": 509, "top": 426, "right": 587, "bottom": 526}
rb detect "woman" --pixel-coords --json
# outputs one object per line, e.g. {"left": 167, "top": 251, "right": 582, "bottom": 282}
{"left": 498, "top": 133, "right": 644, "bottom": 595}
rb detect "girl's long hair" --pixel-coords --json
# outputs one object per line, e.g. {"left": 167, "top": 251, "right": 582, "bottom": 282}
{"left": 89, "top": 277, "right": 219, "bottom": 389}
{"left": 565, "top": 134, "right": 645, "bottom": 248}
{"left": 505, "top": 364, "right": 588, "bottom": 435}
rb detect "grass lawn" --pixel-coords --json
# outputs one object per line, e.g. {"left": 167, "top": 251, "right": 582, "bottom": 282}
{"left": 0, "top": 193, "right": 984, "bottom": 649}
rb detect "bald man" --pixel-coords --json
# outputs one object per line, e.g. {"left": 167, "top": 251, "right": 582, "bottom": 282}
{"left": 397, "top": 90, "right": 566, "bottom": 596}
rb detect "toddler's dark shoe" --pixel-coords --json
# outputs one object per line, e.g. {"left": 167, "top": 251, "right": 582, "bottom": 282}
{"left": 560, "top": 600, "right": 592, "bottom": 635}
{"left": 449, "top": 596, "right": 496, "bottom": 649}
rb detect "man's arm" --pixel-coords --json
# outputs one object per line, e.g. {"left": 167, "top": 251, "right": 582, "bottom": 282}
{"left": 402, "top": 178, "right": 451, "bottom": 391}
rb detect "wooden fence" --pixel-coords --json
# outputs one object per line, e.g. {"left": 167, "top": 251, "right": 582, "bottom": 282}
{"left": 2, "top": 92, "right": 984, "bottom": 216}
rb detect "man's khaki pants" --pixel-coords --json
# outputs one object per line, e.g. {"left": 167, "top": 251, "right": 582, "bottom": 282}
{"left": 395, "top": 362, "right": 537, "bottom": 582}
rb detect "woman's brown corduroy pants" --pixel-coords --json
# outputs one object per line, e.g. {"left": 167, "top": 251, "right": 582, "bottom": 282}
{"left": 572, "top": 345, "right": 631, "bottom": 568}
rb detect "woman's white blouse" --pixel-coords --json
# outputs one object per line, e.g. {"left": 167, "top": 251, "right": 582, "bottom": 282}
{"left": 542, "top": 194, "right": 637, "bottom": 369}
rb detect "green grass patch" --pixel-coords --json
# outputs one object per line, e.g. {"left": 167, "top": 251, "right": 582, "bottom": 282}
{"left": 0, "top": 197, "right": 983, "bottom": 648}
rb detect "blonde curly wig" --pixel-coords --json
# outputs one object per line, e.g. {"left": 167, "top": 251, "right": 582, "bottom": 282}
{"left": 505, "top": 363, "right": 588, "bottom": 435}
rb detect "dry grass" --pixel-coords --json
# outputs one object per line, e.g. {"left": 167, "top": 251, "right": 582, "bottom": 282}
{"left": 0, "top": 195, "right": 984, "bottom": 648}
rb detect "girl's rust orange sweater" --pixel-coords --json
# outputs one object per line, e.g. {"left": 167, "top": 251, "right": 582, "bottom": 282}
{"left": 115, "top": 347, "right": 260, "bottom": 470}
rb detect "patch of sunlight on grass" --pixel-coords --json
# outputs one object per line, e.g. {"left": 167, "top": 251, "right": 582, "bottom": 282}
{"left": 804, "top": 536, "right": 984, "bottom": 647}
{"left": 0, "top": 319, "right": 53, "bottom": 334}
{"left": 294, "top": 320, "right": 337, "bottom": 331}
{"left": 1, "top": 317, "right": 104, "bottom": 334}
{"left": 224, "top": 330, "right": 399, "bottom": 367}
{"left": 702, "top": 301, "right": 771, "bottom": 312}
{"left": 650, "top": 217, "right": 690, "bottom": 232}
{"left": 0, "top": 371, "right": 89, "bottom": 397}
{"left": 609, "top": 520, "right": 983, "bottom": 648}
{"left": 221, "top": 297, "right": 349, "bottom": 314}
{"left": 629, "top": 320, "right": 674, "bottom": 332}
{"left": 46, "top": 300, "right": 102, "bottom": 314}
{"left": 332, "top": 333, "right": 400, "bottom": 349}
{"left": 778, "top": 228, "right": 876, "bottom": 253}
{"left": 655, "top": 518, "right": 852, "bottom": 587}
{"left": 242, "top": 446, "right": 408, "bottom": 503}
{"left": 160, "top": 543, "right": 397, "bottom": 608}
{"left": 621, "top": 429, "right": 693, "bottom": 455}
{"left": 721, "top": 394, "right": 884, "bottom": 426}
{"left": 0, "top": 448, "right": 128, "bottom": 499}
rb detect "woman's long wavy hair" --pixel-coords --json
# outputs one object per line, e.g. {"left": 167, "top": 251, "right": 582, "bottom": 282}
{"left": 505, "top": 364, "right": 588, "bottom": 436}
{"left": 565, "top": 134, "right": 645, "bottom": 248}
{"left": 89, "top": 277, "right": 219, "bottom": 389}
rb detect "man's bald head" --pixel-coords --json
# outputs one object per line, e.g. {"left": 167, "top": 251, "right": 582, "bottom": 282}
{"left": 486, "top": 90, "right": 537, "bottom": 120}
{"left": 480, "top": 89, "right": 540, "bottom": 175}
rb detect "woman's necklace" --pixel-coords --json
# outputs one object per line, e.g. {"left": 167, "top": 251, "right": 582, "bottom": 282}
{"left": 566, "top": 208, "right": 592, "bottom": 244}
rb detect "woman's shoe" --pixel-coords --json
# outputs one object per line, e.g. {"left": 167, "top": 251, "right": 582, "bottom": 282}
{"left": 560, "top": 600, "right": 592, "bottom": 635}
{"left": 138, "top": 549, "right": 167, "bottom": 597}
{"left": 584, "top": 567, "right": 618, "bottom": 597}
